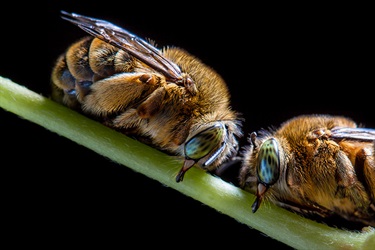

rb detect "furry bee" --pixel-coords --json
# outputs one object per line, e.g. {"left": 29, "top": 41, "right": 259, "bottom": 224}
{"left": 51, "top": 11, "right": 242, "bottom": 182}
{"left": 239, "top": 114, "right": 375, "bottom": 228}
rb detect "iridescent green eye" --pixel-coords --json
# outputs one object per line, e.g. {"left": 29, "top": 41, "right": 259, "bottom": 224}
{"left": 256, "top": 138, "right": 280, "bottom": 186}
{"left": 185, "top": 123, "right": 225, "bottom": 161}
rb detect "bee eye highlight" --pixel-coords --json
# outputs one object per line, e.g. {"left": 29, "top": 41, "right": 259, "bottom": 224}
{"left": 184, "top": 123, "right": 225, "bottom": 161}
{"left": 256, "top": 138, "right": 280, "bottom": 186}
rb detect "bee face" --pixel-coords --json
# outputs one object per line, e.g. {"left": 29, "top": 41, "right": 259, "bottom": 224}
{"left": 239, "top": 114, "right": 375, "bottom": 228}
{"left": 51, "top": 11, "right": 242, "bottom": 182}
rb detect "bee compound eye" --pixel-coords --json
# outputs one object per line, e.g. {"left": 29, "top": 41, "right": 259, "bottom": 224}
{"left": 184, "top": 123, "right": 225, "bottom": 161}
{"left": 256, "top": 138, "right": 280, "bottom": 186}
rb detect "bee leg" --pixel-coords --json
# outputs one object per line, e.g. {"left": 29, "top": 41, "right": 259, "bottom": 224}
{"left": 138, "top": 73, "right": 161, "bottom": 85}
{"left": 273, "top": 200, "right": 334, "bottom": 219}
{"left": 361, "top": 146, "right": 375, "bottom": 206}
{"left": 110, "top": 108, "right": 142, "bottom": 129}
{"left": 137, "top": 87, "right": 166, "bottom": 118}
{"left": 110, "top": 87, "right": 169, "bottom": 128}
{"left": 331, "top": 149, "right": 375, "bottom": 226}
{"left": 341, "top": 146, "right": 375, "bottom": 208}
{"left": 82, "top": 72, "right": 162, "bottom": 116}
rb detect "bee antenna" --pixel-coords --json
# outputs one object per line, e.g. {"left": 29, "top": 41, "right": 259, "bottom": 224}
{"left": 250, "top": 132, "right": 258, "bottom": 148}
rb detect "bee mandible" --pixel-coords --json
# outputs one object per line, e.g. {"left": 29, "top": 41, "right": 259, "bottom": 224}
{"left": 239, "top": 114, "right": 375, "bottom": 228}
{"left": 51, "top": 11, "right": 243, "bottom": 182}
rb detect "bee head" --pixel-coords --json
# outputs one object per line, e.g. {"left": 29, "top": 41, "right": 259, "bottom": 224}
{"left": 252, "top": 137, "right": 280, "bottom": 213}
{"left": 175, "top": 122, "right": 227, "bottom": 182}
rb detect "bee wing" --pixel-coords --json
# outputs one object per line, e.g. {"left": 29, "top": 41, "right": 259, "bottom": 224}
{"left": 331, "top": 127, "right": 375, "bottom": 142}
{"left": 60, "top": 11, "right": 184, "bottom": 83}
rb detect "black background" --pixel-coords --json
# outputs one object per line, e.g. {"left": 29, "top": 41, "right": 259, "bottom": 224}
{"left": 1, "top": 2, "right": 373, "bottom": 248}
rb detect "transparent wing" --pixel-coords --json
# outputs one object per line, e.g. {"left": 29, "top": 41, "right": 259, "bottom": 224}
{"left": 60, "top": 11, "right": 188, "bottom": 85}
{"left": 331, "top": 127, "right": 375, "bottom": 142}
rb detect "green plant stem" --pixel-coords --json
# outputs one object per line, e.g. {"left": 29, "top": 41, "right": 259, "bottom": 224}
{"left": 1, "top": 75, "right": 374, "bottom": 249}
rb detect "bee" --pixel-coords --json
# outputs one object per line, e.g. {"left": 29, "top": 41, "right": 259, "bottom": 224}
{"left": 238, "top": 114, "right": 375, "bottom": 228}
{"left": 51, "top": 11, "right": 242, "bottom": 182}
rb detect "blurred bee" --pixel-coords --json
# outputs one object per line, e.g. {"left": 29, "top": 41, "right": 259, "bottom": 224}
{"left": 51, "top": 11, "right": 242, "bottom": 182}
{"left": 239, "top": 114, "right": 375, "bottom": 228}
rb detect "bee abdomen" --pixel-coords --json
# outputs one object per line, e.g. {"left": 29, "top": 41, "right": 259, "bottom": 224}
{"left": 88, "top": 38, "right": 135, "bottom": 79}
{"left": 64, "top": 36, "right": 95, "bottom": 81}
{"left": 51, "top": 36, "right": 134, "bottom": 107}
{"left": 354, "top": 146, "right": 375, "bottom": 202}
